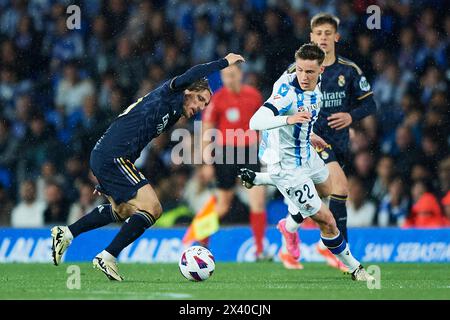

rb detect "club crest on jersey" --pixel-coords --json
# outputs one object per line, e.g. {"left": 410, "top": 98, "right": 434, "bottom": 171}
{"left": 297, "top": 92, "right": 304, "bottom": 101}
{"left": 278, "top": 83, "right": 289, "bottom": 97}
{"left": 338, "top": 75, "right": 345, "bottom": 87}
{"left": 298, "top": 106, "right": 305, "bottom": 112}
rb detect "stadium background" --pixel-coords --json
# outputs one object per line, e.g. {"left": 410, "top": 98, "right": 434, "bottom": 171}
{"left": 0, "top": 0, "right": 449, "bottom": 264}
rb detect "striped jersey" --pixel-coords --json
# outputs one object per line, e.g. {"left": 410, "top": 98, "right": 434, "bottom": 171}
{"left": 259, "top": 72, "right": 322, "bottom": 168}
{"left": 285, "top": 56, "right": 375, "bottom": 155}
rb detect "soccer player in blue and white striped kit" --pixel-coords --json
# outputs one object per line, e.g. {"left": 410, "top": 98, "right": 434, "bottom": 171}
{"left": 243, "top": 13, "right": 377, "bottom": 271}
{"left": 246, "top": 43, "right": 372, "bottom": 281}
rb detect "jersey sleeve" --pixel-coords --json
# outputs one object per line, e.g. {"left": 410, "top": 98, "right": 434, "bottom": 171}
{"left": 350, "top": 66, "right": 373, "bottom": 100}
{"left": 349, "top": 66, "right": 377, "bottom": 121}
{"left": 170, "top": 58, "right": 229, "bottom": 91}
{"left": 263, "top": 79, "right": 294, "bottom": 116}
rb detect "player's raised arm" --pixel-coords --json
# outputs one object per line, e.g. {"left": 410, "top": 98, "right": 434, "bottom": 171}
{"left": 249, "top": 107, "right": 312, "bottom": 130}
{"left": 170, "top": 53, "right": 245, "bottom": 91}
{"left": 249, "top": 79, "right": 311, "bottom": 131}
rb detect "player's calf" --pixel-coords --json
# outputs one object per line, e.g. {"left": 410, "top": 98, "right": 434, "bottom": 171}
{"left": 311, "top": 204, "right": 367, "bottom": 279}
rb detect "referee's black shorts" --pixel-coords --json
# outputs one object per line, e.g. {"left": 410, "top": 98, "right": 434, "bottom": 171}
{"left": 213, "top": 145, "right": 261, "bottom": 190}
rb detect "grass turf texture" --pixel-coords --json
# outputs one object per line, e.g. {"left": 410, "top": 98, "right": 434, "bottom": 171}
{"left": 0, "top": 263, "right": 448, "bottom": 300}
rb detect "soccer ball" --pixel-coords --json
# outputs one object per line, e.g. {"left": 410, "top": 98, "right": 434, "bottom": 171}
{"left": 178, "top": 246, "right": 215, "bottom": 281}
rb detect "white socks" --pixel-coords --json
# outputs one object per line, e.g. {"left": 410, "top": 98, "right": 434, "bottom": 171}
{"left": 285, "top": 214, "right": 300, "bottom": 233}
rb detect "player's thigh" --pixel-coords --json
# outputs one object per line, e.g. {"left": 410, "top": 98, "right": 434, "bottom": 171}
{"left": 247, "top": 185, "right": 265, "bottom": 212}
{"left": 327, "top": 161, "right": 349, "bottom": 195}
{"left": 315, "top": 176, "right": 332, "bottom": 198}
{"left": 309, "top": 150, "right": 331, "bottom": 197}
{"left": 274, "top": 173, "right": 322, "bottom": 219}
{"left": 127, "top": 184, "right": 163, "bottom": 219}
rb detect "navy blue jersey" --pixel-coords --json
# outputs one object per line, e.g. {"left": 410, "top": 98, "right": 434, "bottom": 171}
{"left": 286, "top": 56, "right": 376, "bottom": 155}
{"left": 93, "top": 58, "right": 229, "bottom": 162}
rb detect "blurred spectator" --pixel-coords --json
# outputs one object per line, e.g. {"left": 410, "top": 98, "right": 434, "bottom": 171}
{"left": 378, "top": 176, "right": 410, "bottom": 227}
{"left": 71, "top": 94, "right": 109, "bottom": 155}
{"left": 183, "top": 166, "right": 215, "bottom": 214}
{"left": 67, "top": 181, "right": 104, "bottom": 225}
{"left": 86, "top": 16, "right": 113, "bottom": 76}
{"left": 437, "top": 157, "right": 450, "bottom": 197}
{"left": 0, "top": 0, "right": 28, "bottom": 38}
{"left": 352, "top": 150, "right": 376, "bottom": 192}
{"left": 397, "top": 27, "right": 417, "bottom": 72}
{"left": 63, "top": 155, "right": 87, "bottom": 204}
{"left": 43, "top": 180, "right": 70, "bottom": 224}
{"left": 415, "top": 28, "right": 447, "bottom": 72}
{"left": 112, "top": 36, "right": 144, "bottom": 96}
{"left": 242, "top": 31, "right": 266, "bottom": 75}
{"left": 16, "top": 113, "right": 62, "bottom": 182}
{"left": 404, "top": 180, "right": 447, "bottom": 228}
{"left": 35, "top": 161, "right": 65, "bottom": 202}
{"left": 347, "top": 176, "right": 377, "bottom": 227}
{"left": 10, "top": 94, "right": 32, "bottom": 139}
{"left": 0, "top": 117, "right": 19, "bottom": 178}
{"left": 11, "top": 179, "right": 45, "bottom": 227}
{"left": 387, "top": 125, "right": 419, "bottom": 179}
{"left": 55, "top": 61, "right": 95, "bottom": 116}
{"left": 442, "top": 191, "right": 450, "bottom": 224}
{"left": 102, "top": 0, "right": 130, "bottom": 39}
{"left": 0, "top": 183, "right": 13, "bottom": 226}
{"left": 0, "top": 66, "right": 32, "bottom": 110}
{"left": 352, "top": 32, "right": 375, "bottom": 81}
{"left": 13, "top": 15, "right": 42, "bottom": 78}
{"left": 419, "top": 66, "right": 447, "bottom": 105}
{"left": 48, "top": 17, "right": 85, "bottom": 73}
{"left": 191, "top": 14, "right": 217, "bottom": 64}
{"left": 371, "top": 155, "right": 395, "bottom": 203}
{"left": 418, "top": 131, "right": 448, "bottom": 177}
{"left": 373, "top": 62, "right": 414, "bottom": 137}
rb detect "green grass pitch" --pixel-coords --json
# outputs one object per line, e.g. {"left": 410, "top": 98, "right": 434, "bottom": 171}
{"left": 0, "top": 263, "right": 449, "bottom": 300}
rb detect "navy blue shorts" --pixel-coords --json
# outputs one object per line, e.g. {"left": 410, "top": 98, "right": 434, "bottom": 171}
{"left": 90, "top": 150, "right": 148, "bottom": 204}
{"left": 315, "top": 144, "right": 350, "bottom": 169}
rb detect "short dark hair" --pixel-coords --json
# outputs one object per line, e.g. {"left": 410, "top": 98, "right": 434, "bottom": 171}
{"left": 187, "top": 77, "right": 212, "bottom": 95}
{"left": 311, "top": 13, "right": 340, "bottom": 31}
{"left": 295, "top": 43, "right": 325, "bottom": 65}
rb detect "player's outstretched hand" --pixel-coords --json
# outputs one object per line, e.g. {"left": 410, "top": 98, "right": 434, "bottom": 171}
{"left": 287, "top": 111, "right": 312, "bottom": 125}
{"left": 224, "top": 53, "right": 245, "bottom": 65}
{"left": 310, "top": 133, "right": 328, "bottom": 149}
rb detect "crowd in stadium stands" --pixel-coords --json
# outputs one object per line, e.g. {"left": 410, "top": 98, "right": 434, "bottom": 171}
{"left": 0, "top": 0, "right": 449, "bottom": 228}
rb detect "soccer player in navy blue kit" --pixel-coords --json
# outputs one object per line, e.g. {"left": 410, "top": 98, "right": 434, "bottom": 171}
{"left": 51, "top": 53, "right": 245, "bottom": 281}
{"left": 283, "top": 13, "right": 377, "bottom": 270}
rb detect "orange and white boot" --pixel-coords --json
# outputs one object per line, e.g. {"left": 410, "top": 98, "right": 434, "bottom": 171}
{"left": 278, "top": 250, "right": 304, "bottom": 270}
{"left": 316, "top": 242, "right": 349, "bottom": 273}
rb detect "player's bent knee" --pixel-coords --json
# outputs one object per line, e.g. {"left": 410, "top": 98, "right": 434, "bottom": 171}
{"left": 114, "top": 203, "right": 135, "bottom": 220}
{"left": 139, "top": 201, "right": 163, "bottom": 220}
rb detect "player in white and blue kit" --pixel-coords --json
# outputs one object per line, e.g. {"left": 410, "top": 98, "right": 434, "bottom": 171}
{"left": 243, "top": 44, "right": 372, "bottom": 281}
